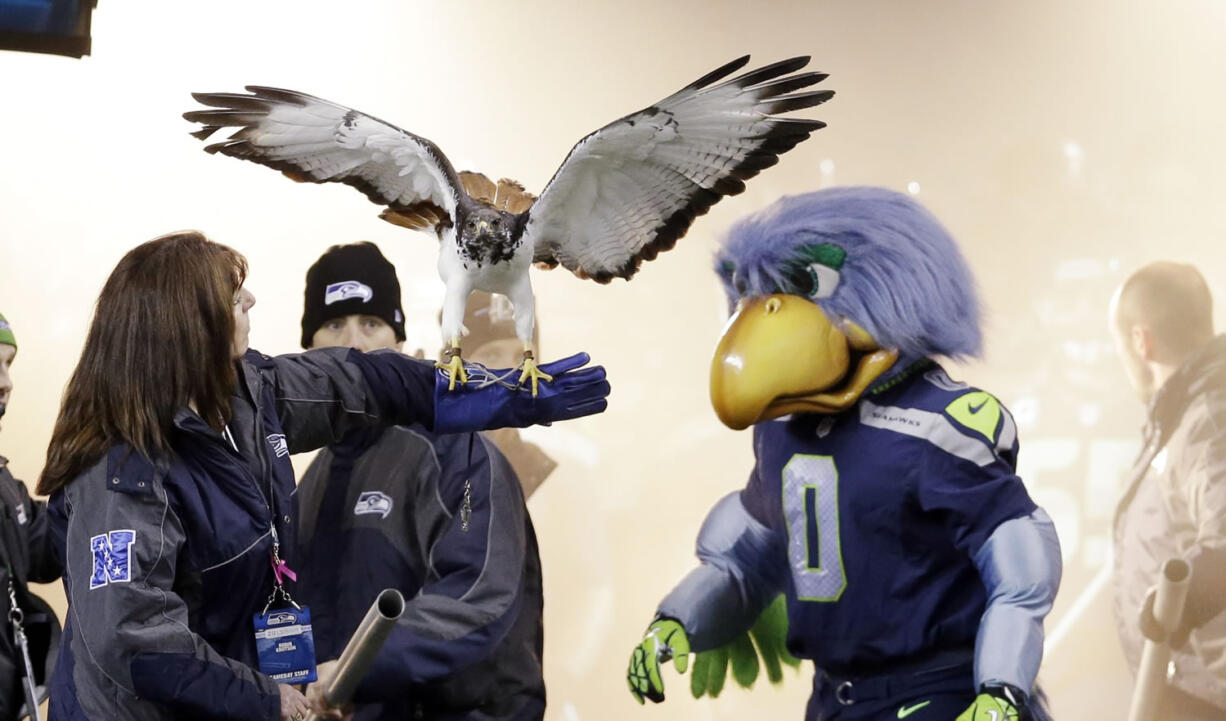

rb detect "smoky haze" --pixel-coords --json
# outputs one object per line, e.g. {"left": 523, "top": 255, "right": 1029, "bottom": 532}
{"left": 2, "top": 1, "right": 1224, "bottom": 718}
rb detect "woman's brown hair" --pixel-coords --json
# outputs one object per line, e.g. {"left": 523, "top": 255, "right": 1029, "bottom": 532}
{"left": 37, "top": 231, "right": 248, "bottom": 494}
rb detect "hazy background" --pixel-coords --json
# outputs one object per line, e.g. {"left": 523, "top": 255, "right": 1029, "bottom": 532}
{"left": 3, "top": 1, "right": 1225, "bottom": 718}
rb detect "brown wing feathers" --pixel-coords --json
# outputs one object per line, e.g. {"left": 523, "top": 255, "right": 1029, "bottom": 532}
{"left": 380, "top": 203, "right": 452, "bottom": 232}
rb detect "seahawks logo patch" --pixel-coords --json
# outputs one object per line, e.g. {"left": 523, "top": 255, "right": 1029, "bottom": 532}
{"left": 324, "top": 281, "right": 373, "bottom": 305}
{"left": 354, "top": 491, "right": 393, "bottom": 519}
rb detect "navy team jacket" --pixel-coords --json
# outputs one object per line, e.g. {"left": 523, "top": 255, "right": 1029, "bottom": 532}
{"left": 47, "top": 347, "right": 436, "bottom": 721}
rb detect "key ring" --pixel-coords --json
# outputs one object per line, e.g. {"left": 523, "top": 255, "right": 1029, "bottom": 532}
{"left": 261, "top": 584, "right": 302, "bottom": 616}
{"left": 6, "top": 579, "right": 23, "bottom": 626}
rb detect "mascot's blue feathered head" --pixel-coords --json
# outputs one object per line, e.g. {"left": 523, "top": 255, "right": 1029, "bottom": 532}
{"left": 715, "top": 186, "right": 982, "bottom": 359}
{"left": 709, "top": 186, "right": 984, "bottom": 429}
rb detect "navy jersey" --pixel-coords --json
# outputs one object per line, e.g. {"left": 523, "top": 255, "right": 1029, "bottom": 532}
{"left": 739, "top": 362, "right": 1037, "bottom": 674}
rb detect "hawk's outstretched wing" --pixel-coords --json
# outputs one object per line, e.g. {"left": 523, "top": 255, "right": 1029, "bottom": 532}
{"left": 184, "top": 87, "right": 464, "bottom": 229}
{"left": 524, "top": 56, "right": 832, "bottom": 283}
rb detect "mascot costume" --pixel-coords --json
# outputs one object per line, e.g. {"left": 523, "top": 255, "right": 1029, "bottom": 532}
{"left": 627, "top": 186, "right": 1061, "bottom": 721}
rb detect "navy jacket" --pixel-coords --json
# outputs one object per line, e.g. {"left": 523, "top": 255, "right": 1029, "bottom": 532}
{"left": 48, "top": 347, "right": 436, "bottom": 721}
{"left": 295, "top": 424, "right": 545, "bottom": 721}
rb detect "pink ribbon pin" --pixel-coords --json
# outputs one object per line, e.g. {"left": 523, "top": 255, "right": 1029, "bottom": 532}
{"left": 271, "top": 557, "right": 298, "bottom": 585}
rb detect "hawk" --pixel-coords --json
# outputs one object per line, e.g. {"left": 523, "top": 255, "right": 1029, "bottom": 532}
{"left": 184, "top": 55, "right": 833, "bottom": 393}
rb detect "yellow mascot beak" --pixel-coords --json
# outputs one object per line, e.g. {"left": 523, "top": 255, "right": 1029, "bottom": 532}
{"left": 710, "top": 295, "right": 900, "bottom": 430}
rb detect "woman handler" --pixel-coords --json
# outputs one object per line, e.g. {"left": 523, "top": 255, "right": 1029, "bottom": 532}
{"left": 35, "top": 232, "right": 607, "bottom": 721}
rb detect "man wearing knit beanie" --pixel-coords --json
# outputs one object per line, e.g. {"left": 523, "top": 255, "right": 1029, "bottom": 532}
{"left": 301, "top": 241, "right": 407, "bottom": 350}
{"left": 0, "top": 311, "right": 63, "bottom": 717}
{"left": 295, "top": 245, "right": 547, "bottom": 721}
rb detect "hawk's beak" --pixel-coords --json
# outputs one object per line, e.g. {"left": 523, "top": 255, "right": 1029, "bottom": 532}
{"left": 477, "top": 221, "right": 489, "bottom": 233}
{"left": 709, "top": 294, "right": 899, "bottom": 430}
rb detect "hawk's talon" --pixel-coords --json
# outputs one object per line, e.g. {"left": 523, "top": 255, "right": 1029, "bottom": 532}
{"left": 517, "top": 355, "right": 553, "bottom": 397}
{"left": 437, "top": 352, "right": 468, "bottom": 390}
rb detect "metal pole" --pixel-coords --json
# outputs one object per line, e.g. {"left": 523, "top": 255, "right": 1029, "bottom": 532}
{"left": 14, "top": 623, "right": 41, "bottom": 721}
{"left": 305, "top": 588, "right": 405, "bottom": 721}
{"left": 1127, "top": 559, "right": 1191, "bottom": 721}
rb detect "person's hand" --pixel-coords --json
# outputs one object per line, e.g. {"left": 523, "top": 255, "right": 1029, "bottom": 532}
{"left": 305, "top": 660, "right": 351, "bottom": 720}
{"left": 955, "top": 685, "right": 1024, "bottom": 721}
{"left": 434, "top": 352, "right": 609, "bottom": 433}
{"left": 627, "top": 618, "right": 690, "bottom": 704}
{"left": 278, "top": 683, "right": 309, "bottom": 721}
{"left": 1139, "top": 585, "right": 1192, "bottom": 649}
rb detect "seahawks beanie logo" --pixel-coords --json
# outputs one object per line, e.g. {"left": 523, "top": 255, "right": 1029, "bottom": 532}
{"left": 324, "top": 281, "right": 374, "bottom": 305}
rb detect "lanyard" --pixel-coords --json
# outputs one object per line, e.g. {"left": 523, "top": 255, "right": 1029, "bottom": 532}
{"left": 221, "top": 423, "right": 240, "bottom": 454}
{"left": 223, "top": 423, "right": 300, "bottom": 614}
{"left": 263, "top": 524, "right": 301, "bottom": 614}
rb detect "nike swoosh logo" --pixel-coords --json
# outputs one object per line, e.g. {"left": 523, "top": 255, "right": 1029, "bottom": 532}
{"left": 897, "top": 700, "right": 931, "bottom": 718}
{"left": 967, "top": 398, "right": 988, "bottom": 414}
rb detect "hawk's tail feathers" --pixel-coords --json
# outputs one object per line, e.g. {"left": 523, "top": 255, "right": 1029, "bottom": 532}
{"left": 459, "top": 171, "right": 536, "bottom": 214}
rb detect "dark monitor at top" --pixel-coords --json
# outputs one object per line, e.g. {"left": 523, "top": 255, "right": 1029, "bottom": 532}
{"left": 0, "top": 0, "right": 96, "bottom": 58}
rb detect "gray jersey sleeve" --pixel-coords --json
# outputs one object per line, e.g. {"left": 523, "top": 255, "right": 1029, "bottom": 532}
{"left": 657, "top": 492, "right": 786, "bottom": 652}
{"left": 972, "top": 508, "right": 1062, "bottom": 692}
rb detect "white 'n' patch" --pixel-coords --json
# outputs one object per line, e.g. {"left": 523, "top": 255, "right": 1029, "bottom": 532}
{"left": 89, "top": 529, "right": 137, "bottom": 589}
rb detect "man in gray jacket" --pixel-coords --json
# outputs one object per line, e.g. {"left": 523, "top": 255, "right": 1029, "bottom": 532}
{"left": 1109, "top": 260, "right": 1226, "bottom": 719}
{"left": 296, "top": 243, "right": 546, "bottom": 721}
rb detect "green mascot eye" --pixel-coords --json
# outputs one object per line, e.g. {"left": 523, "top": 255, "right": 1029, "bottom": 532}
{"left": 790, "top": 243, "right": 846, "bottom": 300}
{"left": 806, "top": 263, "right": 841, "bottom": 299}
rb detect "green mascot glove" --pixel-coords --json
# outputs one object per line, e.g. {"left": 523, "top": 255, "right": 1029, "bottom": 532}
{"left": 955, "top": 684, "right": 1026, "bottom": 721}
{"left": 690, "top": 642, "right": 731, "bottom": 698}
{"left": 691, "top": 594, "right": 800, "bottom": 699}
{"left": 747, "top": 594, "right": 800, "bottom": 684}
{"left": 627, "top": 618, "right": 691, "bottom": 704}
